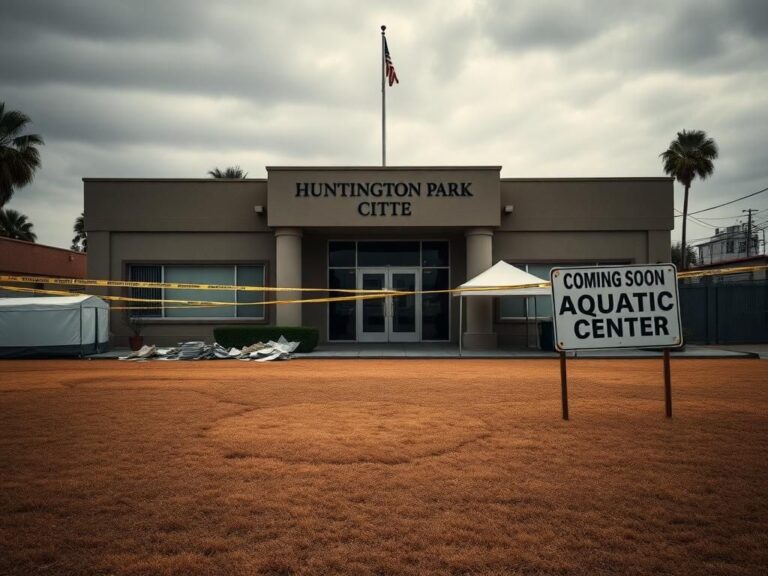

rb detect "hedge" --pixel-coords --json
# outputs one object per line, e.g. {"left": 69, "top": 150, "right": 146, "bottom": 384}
{"left": 213, "top": 326, "right": 319, "bottom": 353}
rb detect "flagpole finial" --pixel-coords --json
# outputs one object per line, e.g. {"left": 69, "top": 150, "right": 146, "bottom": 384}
{"left": 381, "top": 25, "right": 386, "bottom": 33}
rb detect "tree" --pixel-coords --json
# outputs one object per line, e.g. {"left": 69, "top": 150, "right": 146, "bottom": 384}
{"left": 208, "top": 166, "right": 247, "bottom": 178}
{"left": 71, "top": 211, "right": 86, "bottom": 252}
{"left": 0, "top": 103, "right": 44, "bottom": 207}
{"left": 0, "top": 208, "right": 37, "bottom": 242}
{"left": 660, "top": 130, "right": 718, "bottom": 270}
{"left": 671, "top": 241, "right": 697, "bottom": 269}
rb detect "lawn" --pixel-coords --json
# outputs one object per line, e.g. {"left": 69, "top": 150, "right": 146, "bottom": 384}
{"left": 1, "top": 359, "right": 766, "bottom": 575}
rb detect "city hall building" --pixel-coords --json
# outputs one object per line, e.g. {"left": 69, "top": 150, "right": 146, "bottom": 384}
{"left": 84, "top": 167, "right": 673, "bottom": 349}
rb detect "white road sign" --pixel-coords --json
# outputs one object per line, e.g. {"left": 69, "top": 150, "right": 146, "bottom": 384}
{"left": 550, "top": 264, "right": 682, "bottom": 351}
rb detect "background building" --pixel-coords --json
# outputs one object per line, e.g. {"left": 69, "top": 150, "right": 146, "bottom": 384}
{"left": 695, "top": 224, "right": 761, "bottom": 266}
{"left": 0, "top": 237, "right": 86, "bottom": 297}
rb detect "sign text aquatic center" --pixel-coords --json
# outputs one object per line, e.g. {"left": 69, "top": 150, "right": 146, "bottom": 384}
{"left": 550, "top": 264, "right": 682, "bottom": 351}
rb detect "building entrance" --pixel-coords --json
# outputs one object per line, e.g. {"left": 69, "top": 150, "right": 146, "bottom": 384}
{"left": 356, "top": 268, "right": 420, "bottom": 342}
{"left": 328, "top": 240, "right": 450, "bottom": 342}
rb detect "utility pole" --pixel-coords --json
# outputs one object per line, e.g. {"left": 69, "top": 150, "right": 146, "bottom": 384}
{"left": 742, "top": 209, "right": 757, "bottom": 257}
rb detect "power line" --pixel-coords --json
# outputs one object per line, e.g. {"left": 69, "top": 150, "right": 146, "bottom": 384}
{"left": 693, "top": 208, "right": 768, "bottom": 220}
{"left": 687, "top": 233, "right": 726, "bottom": 244}
{"left": 691, "top": 216, "right": 719, "bottom": 229}
{"left": 675, "top": 209, "right": 720, "bottom": 229}
{"left": 674, "top": 185, "right": 768, "bottom": 217}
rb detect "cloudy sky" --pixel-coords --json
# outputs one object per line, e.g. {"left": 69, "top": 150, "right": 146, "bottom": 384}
{"left": 3, "top": 0, "right": 767, "bottom": 249}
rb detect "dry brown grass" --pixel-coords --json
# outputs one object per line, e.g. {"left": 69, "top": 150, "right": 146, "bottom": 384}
{"left": 0, "top": 358, "right": 766, "bottom": 576}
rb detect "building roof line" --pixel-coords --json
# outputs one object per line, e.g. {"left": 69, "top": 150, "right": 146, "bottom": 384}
{"left": 0, "top": 235, "right": 86, "bottom": 256}
{"left": 83, "top": 178, "right": 267, "bottom": 182}
{"left": 266, "top": 166, "right": 503, "bottom": 171}
{"left": 501, "top": 177, "right": 672, "bottom": 182}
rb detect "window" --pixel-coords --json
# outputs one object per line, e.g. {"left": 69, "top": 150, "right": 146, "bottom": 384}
{"left": 726, "top": 240, "right": 735, "bottom": 254}
{"left": 422, "top": 268, "right": 449, "bottom": 340}
{"left": 328, "top": 241, "right": 355, "bottom": 267}
{"left": 498, "top": 262, "right": 625, "bottom": 320}
{"left": 128, "top": 265, "right": 162, "bottom": 317}
{"left": 128, "top": 264, "right": 265, "bottom": 319}
{"left": 357, "top": 241, "right": 420, "bottom": 267}
{"left": 328, "top": 268, "right": 356, "bottom": 340}
{"left": 498, "top": 263, "right": 563, "bottom": 320}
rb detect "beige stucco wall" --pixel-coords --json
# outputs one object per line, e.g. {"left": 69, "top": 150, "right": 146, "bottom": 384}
{"left": 85, "top": 179, "right": 273, "bottom": 346}
{"left": 86, "top": 179, "right": 269, "bottom": 233}
{"left": 493, "top": 178, "right": 672, "bottom": 346}
{"left": 499, "top": 178, "right": 672, "bottom": 232}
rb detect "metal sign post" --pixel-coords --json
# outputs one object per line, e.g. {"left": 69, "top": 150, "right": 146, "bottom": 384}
{"left": 551, "top": 264, "right": 682, "bottom": 419}
{"left": 559, "top": 350, "right": 569, "bottom": 420}
{"left": 664, "top": 348, "right": 672, "bottom": 418}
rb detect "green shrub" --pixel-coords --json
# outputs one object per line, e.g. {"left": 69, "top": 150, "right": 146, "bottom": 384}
{"left": 213, "top": 326, "right": 319, "bottom": 353}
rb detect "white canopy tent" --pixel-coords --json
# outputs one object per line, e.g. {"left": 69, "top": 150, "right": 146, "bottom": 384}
{"left": 454, "top": 261, "right": 551, "bottom": 354}
{"left": 0, "top": 295, "right": 109, "bottom": 358}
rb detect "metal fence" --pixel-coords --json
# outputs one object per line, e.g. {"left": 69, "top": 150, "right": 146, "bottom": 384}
{"left": 679, "top": 280, "right": 768, "bottom": 344}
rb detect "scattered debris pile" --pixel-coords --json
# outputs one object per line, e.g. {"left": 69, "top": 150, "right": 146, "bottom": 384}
{"left": 119, "top": 336, "right": 300, "bottom": 362}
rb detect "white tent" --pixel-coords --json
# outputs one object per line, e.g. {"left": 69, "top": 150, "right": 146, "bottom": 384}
{"left": 0, "top": 295, "right": 109, "bottom": 358}
{"left": 454, "top": 261, "right": 550, "bottom": 354}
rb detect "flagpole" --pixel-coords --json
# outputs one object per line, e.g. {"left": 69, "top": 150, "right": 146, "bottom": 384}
{"left": 381, "top": 25, "right": 386, "bottom": 167}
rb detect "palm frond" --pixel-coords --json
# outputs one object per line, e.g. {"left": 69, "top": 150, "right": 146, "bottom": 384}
{"left": 208, "top": 165, "right": 247, "bottom": 179}
{"left": 0, "top": 102, "right": 44, "bottom": 207}
{"left": 0, "top": 207, "right": 37, "bottom": 242}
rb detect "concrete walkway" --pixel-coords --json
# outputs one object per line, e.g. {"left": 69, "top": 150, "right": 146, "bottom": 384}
{"left": 88, "top": 343, "right": 758, "bottom": 360}
{"left": 700, "top": 344, "right": 768, "bottom": 359}
{"left": 293, "top": 343, "right": 756, "bottom": 359}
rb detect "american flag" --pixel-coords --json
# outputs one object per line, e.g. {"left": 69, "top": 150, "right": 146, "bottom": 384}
{"left": 384, "top": 38, "right": 399, "bottom": 86}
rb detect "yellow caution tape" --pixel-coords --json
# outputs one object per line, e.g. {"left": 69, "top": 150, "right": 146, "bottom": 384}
{"left": 0, "top": 273, "right": 548, "bottom": 296}
{"left": 676, "top": 264, "right": 768, "bottom": 278}
{"left": 1, "top": 264, "right": 765, "bottom": 310}
{"left": 0, "top": 284, "right": 394, "bottom": 308}
{"left": 0, "top": 274, "right": 390, "bottom": 294}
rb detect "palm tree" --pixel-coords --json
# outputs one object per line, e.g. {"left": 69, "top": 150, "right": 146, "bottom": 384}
{"left": 208, "top": 166, "right": 247, "bottom": 178}
{"left": 660, "top": 130, "right": 718, "bottom": 270}
{"left": 0, "top": 208, "right": 37, "bottom": 242}
{"left": 0, "top": 103, "right": 44, "bottom": 207}
{"left": 71, "top": 211, "right": 87, "bottom": 252}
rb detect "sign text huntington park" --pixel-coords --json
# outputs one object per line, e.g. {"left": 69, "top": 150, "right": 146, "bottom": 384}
{"left": 550, "top": 264, "right": 682, "bottom": 351}
{"left": 294, "top": 181, "right": 474, "bottom": 217}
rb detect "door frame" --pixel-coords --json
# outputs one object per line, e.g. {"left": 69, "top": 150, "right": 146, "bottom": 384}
{"left": 357, "top": 268, "right": 388, "bottom": 342}
{"left": 356, "top": 267, "right": 421, "bottom": 342}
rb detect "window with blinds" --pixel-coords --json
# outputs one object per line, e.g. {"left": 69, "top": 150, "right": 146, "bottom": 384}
{"left": 128, "top": 264, "right": 265, "bottom": 319}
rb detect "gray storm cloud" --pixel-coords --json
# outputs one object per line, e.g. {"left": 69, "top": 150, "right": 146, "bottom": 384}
{"left": 1, "top": 0, "right": 766, "bottom": 247}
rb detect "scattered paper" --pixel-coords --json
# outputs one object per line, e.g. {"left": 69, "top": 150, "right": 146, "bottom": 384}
{"left": 119, "top": 337, "right": 300, "bottom": 361}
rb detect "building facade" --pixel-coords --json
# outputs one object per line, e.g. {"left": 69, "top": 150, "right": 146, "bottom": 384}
{"left": 84, "top": 167, "right": 673, "bottom": 349}
{"left": 694, "top": 224, "right": 761, "bottom": 266}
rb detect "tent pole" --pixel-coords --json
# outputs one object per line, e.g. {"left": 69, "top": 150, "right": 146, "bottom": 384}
{"left": 459, "top": 295, "right": 463, "bottom": 357}
{"left": 535, "top": 296, "right": 540, "bottom": 350}
{"left": 79, "top": 303, "right": 83, "bottom": 358}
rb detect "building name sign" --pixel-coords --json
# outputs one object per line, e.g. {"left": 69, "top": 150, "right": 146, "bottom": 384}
{"left": 550, "top": 264, "right": 682, "bottom": 351}
{"left": 295, "top": 181, "right": 474, "bottom": 217}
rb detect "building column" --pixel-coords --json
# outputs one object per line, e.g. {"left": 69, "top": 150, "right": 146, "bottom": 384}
{"left": 274, "top": 228, "right": 303, "bottom": 326}
{"left": 464, "top": 228, "right": 497, "bottom": 350}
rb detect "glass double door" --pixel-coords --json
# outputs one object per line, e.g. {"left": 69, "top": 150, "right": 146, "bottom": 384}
{"left": 356, "top": 268, "right": 420, "bottom": 342}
